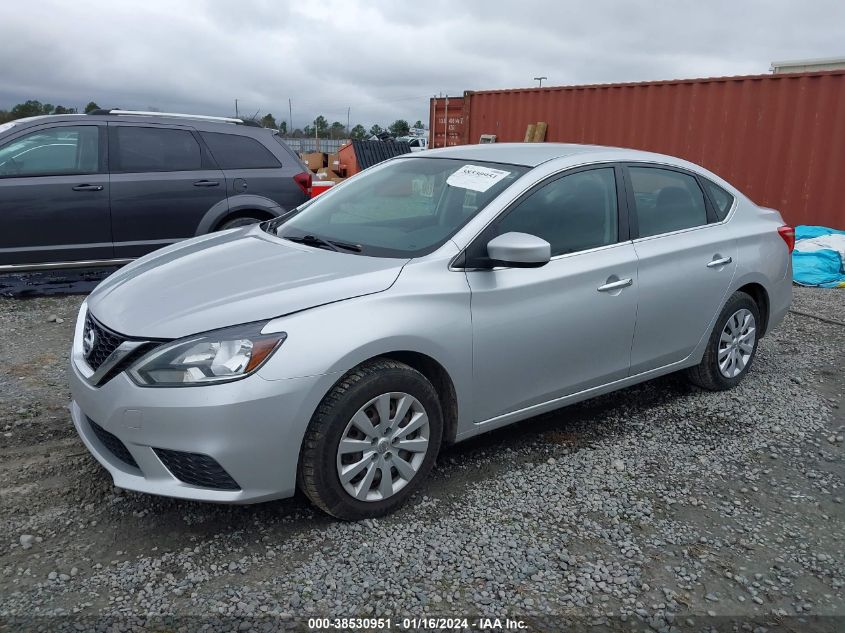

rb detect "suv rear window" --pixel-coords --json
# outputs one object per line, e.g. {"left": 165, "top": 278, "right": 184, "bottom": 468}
{"left": 115, "top": 126, "right": 202, "bottom": 172}
{"left": 201, "top": 132, "right": 281, "bottom": 169}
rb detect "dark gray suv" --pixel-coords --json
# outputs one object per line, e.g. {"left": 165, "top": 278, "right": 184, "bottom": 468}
{"left": 0, "top": 110, "right": 311, "bottom": 271}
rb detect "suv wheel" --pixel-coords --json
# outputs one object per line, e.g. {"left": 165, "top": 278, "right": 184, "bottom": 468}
{"left": 299, "top": 359, "right": 443, "bottom": 520}
{"left": 687, "top": 291, "right": 760, "bottom": 391}
{"left": 217, "top": 215, "right": 264, "bottom": 231}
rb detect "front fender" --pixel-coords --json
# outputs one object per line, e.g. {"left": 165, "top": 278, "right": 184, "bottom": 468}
{"left": 194, "top": 195, "right": 284, "bottom": 235}
{"left": 257, "top": 250, "right": 474, "bottom": 435}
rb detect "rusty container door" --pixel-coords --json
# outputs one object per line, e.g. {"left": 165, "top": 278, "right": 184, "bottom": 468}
{"left": 429, "top": 96, "right": 467, "bottom": 148}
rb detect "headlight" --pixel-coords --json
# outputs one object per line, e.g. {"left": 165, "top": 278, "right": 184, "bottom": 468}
{"left": 129, "top": 323, "right": 286, "bottom": 387}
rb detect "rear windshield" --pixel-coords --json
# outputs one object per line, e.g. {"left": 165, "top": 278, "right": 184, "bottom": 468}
{"left": 266, "top": 157, "right": 528, "bottom": 257}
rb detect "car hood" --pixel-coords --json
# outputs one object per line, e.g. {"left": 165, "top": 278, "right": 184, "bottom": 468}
{"left": 87, "top": 228, "right": 408, "bottom": 339}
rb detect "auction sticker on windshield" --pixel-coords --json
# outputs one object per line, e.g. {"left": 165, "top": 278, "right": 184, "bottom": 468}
{"left": 446, "top": 164, "right": 511, "bottom": 192}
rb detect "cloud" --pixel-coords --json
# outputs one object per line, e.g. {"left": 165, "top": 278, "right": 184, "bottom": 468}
{"left": 0, "top": 0, "right": 842, "bottom": 129}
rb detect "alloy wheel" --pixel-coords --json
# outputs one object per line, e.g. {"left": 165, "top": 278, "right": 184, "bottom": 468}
{"left": 336, "top": 392, "right": 430, "bottom": 502}
{"left": 718, "top": 308, "right": 756, "bottom": 378}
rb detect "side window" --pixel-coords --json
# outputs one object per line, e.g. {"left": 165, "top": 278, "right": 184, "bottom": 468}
{"left": 200, "top": 132, "right": 281, "bottom": 169}
{"left": 629, "top": 166, "right": 708, "bottom": 237}
{"left": 0, "top": 126, "right": 99, "bottom": 177}
{"left": 497, "top": 168, "right": 618, "bottom": 256}
{"left": 702, "top": 179, "right": 734, "bottom": 221}
{"left": 115, "top": 126, "right": 202, "bottom": 172}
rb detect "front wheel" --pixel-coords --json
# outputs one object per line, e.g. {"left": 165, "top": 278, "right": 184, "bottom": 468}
{"left": 687, "top": 291, "right": 760, "bottom": 391}
{"left": 298, "top": 359, "right": 443, "bottom": 520}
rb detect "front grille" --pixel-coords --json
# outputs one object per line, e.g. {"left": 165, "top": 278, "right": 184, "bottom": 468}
{"left": 87, "top": 417, "right": 139, "bottom": 468}
{"left": 83, "top": 313, "right": 128, "bottom": 371}
{"left": 154, "top": 448, "right": 240, "bottom": 490}
{"left": 82, "top": 314, "right": 164, "bottom": 385}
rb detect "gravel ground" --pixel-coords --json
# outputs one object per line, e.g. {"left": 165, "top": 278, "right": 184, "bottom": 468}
{"left": 0, "top": 286, "right": 842, "bottom": 632}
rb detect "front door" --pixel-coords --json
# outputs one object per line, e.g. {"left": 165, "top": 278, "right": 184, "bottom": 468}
{"left": 0, "top": 122, "right": 111, "bottom": 266}
{"left": 108, "top": 123, "right": 227, "bottom": 258}
{"left": 625, "top": 164, "right": 737, "bottom": 374}
{"left": 466, "top": 166, "right": 638, "bottom": 423}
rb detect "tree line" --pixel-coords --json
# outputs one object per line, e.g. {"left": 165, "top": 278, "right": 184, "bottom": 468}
{"left": 260, "top": 113, "right": 424, "bottom": 140}
{"left": 1, "top": 100, "right": 426, "bottom": 140}
{"left": 0, "top": 100, "right": 102, "bottom": 123}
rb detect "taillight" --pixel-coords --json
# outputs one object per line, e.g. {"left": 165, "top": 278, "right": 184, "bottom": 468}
{"left": 293, "top": 171, "right": 312, "bottom": 196}
{"left": 778, "top": 225, "right": 795, "bottom": 253}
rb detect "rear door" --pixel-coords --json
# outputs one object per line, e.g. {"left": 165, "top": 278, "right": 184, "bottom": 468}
{"left": 199, "top": 131, "right": 303, "bottom": 211}
{"left": 625, "top": 164, "right": 737, "bottom": 374}
{"left": 108, "top": 123, "right": 227, "bottom": 258}
{"left": 0, "top": 121, "right": 111, "bottom": 267}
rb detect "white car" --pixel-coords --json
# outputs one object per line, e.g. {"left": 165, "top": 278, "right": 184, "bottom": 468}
{"left": 398, "top": 136, "right": 428, "bottom": 152}
{"left": 68, "top": 143, "right": 793, "bottom": 520}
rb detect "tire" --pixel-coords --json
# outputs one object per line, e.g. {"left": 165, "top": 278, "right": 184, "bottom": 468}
{"left": 298, "top": 358, "right": 443, "bottom": 520}
{"left": 216, "top": 215, "right": 264, "bottom": 231}
{"left": 687, "top": 291, "right": 761, "bottom": 391}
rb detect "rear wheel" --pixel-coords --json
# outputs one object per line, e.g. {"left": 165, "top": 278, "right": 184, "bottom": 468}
{"left": 687, "top": 291, "right": 760, "bottom": 391}
{"left": 298, "top": 359, "right": 443, "bottom": 520}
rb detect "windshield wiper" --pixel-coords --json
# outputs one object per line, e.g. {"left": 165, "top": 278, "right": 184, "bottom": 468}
{"left": 328, "top": 240, "right": 363, "bottom": 253}
{"left": 283, "top": 234, "right": 363, "bottom": 253}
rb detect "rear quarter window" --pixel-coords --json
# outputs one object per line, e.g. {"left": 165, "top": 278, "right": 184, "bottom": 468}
{"left": 702, "top": 179, "right": 735, "bottom": 221}
{"left": 201, "top": 132, "right": 281, "bottom": 170}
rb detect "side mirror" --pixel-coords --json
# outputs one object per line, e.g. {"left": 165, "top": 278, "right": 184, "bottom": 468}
{"left": 486, "top": 232, "right": 551, "bottom": 268}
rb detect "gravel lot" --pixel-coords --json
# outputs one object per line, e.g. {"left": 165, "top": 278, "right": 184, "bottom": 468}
{"left": 0, "top": 286, "right": 842, "bottom": 632}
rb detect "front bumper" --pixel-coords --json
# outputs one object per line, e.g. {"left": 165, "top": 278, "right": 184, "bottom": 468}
{"left": 69, "top": 357, "right": 338, "bottom": 504}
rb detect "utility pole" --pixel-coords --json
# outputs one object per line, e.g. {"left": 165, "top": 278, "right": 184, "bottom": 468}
{"left": 346, "top": 107, "right": 350, "bottom": 138}
{"left": 533, "top": 76, "right": 547, "bottom": 88}
{"left": 234, "top": 98, "right": 239, "bottom": 118}
{"left": 288, "top": 99, "right": 293, "bottom": 135}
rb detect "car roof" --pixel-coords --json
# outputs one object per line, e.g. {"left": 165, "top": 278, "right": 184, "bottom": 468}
{"left": 416, "top": 142, "right": 683, "bottom": 168}
{"left": 407, "top": 142, "right": 740, "bottom": 195}
{"left": 1, "top": 113, "right": 274, "bottom": 135}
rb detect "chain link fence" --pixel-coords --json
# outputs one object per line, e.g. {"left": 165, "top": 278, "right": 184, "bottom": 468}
{"left": 279, "top": 138, "right": 348, "bottom": 154}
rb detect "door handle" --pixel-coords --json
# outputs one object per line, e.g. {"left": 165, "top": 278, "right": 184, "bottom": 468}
{"left": 72, "top": 184, "right": 103, "bottom": 191}
{"left": 597, "top": 278, "right": 633, "bottom": 292}
{"left": 193, "top": 180, "right": 220, "bottom": 187}
{"left": 707, "top": 256, "right": 733, "bottom": 268}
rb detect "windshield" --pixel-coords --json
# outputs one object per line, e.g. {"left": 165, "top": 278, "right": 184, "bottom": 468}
{"left": 267, "top": 157, "right": 528, "bottom": 257}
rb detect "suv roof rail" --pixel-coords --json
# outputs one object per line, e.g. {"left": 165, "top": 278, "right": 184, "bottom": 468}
{"left": 86, "top": 109, "right": 250, "bottom": 125}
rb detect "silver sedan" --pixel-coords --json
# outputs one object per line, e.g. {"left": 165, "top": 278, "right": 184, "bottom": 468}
{"left": 69, "top": 143, "right": 793, "bottom": 519}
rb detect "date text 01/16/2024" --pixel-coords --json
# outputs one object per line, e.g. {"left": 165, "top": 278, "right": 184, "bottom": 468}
{"left": 307, "top": 617, "right": 528, "bottom": 630}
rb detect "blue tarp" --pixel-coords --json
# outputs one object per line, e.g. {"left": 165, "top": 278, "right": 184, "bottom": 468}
{"left": 792, "top": 225, "right": 845, "bottom": 288}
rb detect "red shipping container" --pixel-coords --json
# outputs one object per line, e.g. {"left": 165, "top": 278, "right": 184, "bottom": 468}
{"left": 430, "top": 70, "right": 845, "bottom": 228}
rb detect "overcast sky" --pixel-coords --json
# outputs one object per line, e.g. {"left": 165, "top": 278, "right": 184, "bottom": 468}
{"left": 0, "top": 0, "right": 842, "bottom": 129}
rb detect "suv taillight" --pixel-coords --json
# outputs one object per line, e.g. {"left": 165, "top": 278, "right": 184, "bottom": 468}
{"left": 778, "top": 225, "right": 795, "bottom": 253}
{"left": 294, "top": 171, "right": 312, "bottom": 196}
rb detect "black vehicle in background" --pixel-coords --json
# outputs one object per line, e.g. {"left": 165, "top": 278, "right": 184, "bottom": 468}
{"left": 0, "top": 110, "right": 311, "bottom": 270}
